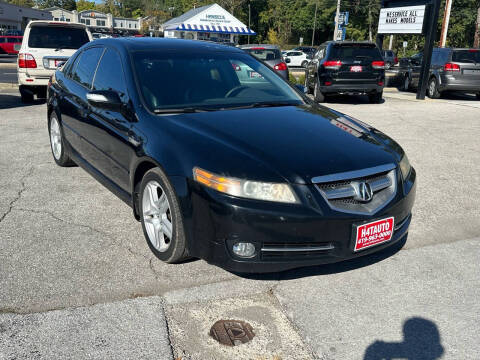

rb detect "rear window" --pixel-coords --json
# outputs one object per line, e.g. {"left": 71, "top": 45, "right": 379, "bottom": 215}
{"left": 452, "top": 50, "right": 480, "bottom": 63}
{"left": 330, "top": 45, "right": 382, "bottom": 61}
{"left": 28, "top": 26, "right": 89, "bottom": 49}
{"left": 245, "top": 48, "right": 281, "bottom": 61}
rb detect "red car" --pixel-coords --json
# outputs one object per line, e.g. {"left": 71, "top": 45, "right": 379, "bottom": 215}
{"left": 0, "top": 36, "right": 23, "bottom": 55}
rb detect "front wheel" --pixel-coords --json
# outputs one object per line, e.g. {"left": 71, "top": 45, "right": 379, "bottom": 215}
{"left": 140, "top": 168, "right": 188, "bottom": 263}
{"left": 399, "top": 75, "right": 410, "bottom": 92}
{"left": 314, "top": 80, "right": 325, "bottom": 103}
{"left": 49, "top": 113, "right": 75, "bottom": 167}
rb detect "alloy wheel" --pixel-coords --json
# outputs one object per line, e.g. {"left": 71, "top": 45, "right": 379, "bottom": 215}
{"left": 50, "top": 116, "right": 62, "bottom": 160}
{"left": 142, "top": 180, "right": 173, "bottom": 252}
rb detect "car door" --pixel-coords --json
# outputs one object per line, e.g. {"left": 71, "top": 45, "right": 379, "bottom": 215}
{"left": 59, "top": 46, "right": 104, "bottom": 161}
{"left": 86, "top": 47, "right": 138, "bottom": 192}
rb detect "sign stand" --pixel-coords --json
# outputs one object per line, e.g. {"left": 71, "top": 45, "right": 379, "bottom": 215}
{"left": 376, "top": 0, "right": 441, "bottom": 100}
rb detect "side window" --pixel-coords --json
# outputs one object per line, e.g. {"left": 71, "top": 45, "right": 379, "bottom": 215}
{"left": 92, "top": 48, "right": 128, "bottom": 102}
{"left": 71, "top": 47, "right": 104, "bottom": 89}
{"left": 317, "top": 47, "right": 325, "bottom": 59}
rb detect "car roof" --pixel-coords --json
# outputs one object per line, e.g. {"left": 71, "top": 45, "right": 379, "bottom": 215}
{"left": 26, "top": 20, "right": 88, "bottom": 29}
{"left": 322, "top": 41, "right": 377, "bottom": 47}
{"left": 237, "top": 44, "right": 279, "bottom": 50}
{"left": 89, "top": 38, "right": 245, "bottom": 54}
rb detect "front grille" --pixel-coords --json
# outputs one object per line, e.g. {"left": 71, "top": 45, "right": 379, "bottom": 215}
{"left": 261, "top": 242, "right": 334, "bottom": 260}
{"left": 313, "top": 164, "right": 397, "bottom": 215}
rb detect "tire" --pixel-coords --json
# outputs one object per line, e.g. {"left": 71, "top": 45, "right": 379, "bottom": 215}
{"left": 475, "top": 93, "right": 480, "bottom": 100}
{"left": 385, "top": 62, "right": 392, "bottom": 70}
{"left": 48, "top": 112, "right": 75, "bottom": 167}
{"left": 427, "top": 77, "right": 441, "bottom": 99}
{"left": 314, "top": 80, "right": 325, "bottom": 103}
{"left": 139, "top": 167, "right": 188, "bottom": 263}
{"left": 304, "top": 73, "right": 312, "bottom": 94}
{"left": 369, "top": 91, "right": 383, "bottom": 104}
{"left": 20, "top": 90, "right": 34, "bottom": 103}
{"left": 399, "top": 75, "right": 410, "bottom": 92}
{"left": 301, "top": 60, "right": 309, "bottom": 68}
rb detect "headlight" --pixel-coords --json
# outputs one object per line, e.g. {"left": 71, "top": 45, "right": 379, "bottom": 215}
{"left": 399, "top": 154, "right": 411, "bottom": 180}
{"left": 193, "top": 167, "right": 298, "bottom": 203}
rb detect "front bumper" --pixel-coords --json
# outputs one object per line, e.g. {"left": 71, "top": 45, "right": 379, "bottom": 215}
{"left": 185, "top": 168, "right": 416, "bottom": 273}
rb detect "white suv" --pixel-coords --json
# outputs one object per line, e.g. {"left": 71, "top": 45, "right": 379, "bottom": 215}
{"left": 17, "top": 21, "right": 92, "bottom": 102}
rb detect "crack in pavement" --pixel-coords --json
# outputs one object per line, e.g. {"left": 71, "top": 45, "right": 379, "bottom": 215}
{"left": 0, "top": 166, "right": 34, "bottom": 224}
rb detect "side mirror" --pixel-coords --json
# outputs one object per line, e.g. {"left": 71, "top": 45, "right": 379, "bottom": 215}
{"left": 285, "top": 58, "right": 291, "bottom": 64}
{"left": 294, "top": 84, "right": 307, "bottom": 94}
{"left": 87, "top": 90, "right": 123, "bottom": 111}
{"left": 14, "top": 44, "right": 21, "bottom": 52}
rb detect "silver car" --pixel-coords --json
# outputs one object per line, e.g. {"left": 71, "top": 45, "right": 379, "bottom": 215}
{"left": 238, "top": 44, "right": 289, "bottom": 79}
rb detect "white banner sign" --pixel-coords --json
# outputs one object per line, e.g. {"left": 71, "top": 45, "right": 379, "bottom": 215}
{"left": 378, "top": 5, "right": 426, "bottom": 34}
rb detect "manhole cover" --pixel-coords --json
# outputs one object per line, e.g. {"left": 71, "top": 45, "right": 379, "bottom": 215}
{"left": 209, "top": 320, "right": 255, "bottom": 346}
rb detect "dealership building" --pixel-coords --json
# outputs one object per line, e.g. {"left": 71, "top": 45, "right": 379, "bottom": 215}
{"left": 161, "top": 3, "right": 255, "bottom": 44}
{"left": 0, "top": 1, "right": 52, "bottom": 34}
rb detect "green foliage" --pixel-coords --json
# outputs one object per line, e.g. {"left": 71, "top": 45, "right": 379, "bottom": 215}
{"left": 76, "top": 0, "right": 95, "bottom": 12}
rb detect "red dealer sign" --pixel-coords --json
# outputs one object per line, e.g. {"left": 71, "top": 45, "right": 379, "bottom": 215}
{"left": 354, "top": 217, "right": 395, "bottom": 252}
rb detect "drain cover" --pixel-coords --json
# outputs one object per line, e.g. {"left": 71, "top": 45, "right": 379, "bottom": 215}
{"left": 210, "top": 320, "right": 255, "bottom": 346}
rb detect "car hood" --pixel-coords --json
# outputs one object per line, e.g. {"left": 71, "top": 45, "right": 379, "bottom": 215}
{"left": 166, "top": 105, "right": 401, "bottom": 185}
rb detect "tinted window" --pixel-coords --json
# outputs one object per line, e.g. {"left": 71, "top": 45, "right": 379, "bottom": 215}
{"left": 93, "top": 48, "right": 128, "bottom": 102}
{"left": 71, "top": 47, "right": 103, "bottom": 88}
{"left": 28, "top": 25, "right": 89, "bottom": 49}
{"left": 452, "top": 50, "right": 480, "bottom": 63}
{"left": 245, "top": 48, "right": 281, "bottom": 61}
{"left": 330, "top": 45, "right": 382, "bottom": 61}
{"left": 133, "top": 51, "right": 302, "bottom": 111}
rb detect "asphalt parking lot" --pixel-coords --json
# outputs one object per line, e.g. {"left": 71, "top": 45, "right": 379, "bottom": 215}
{"left": 1, "top": 87, "right": 479, "bottom": 359}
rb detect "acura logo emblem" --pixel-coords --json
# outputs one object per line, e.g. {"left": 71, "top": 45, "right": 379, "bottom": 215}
{"left": 354, "top": 182, "right": 373, "bottom": 202}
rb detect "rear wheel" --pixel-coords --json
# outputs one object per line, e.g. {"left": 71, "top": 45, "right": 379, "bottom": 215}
{"left": 20, "top": 87, "right": 34, "bottom": 103}
{"left": 140, "top": 168, "right": 188, "bottom": 263}
{"left": 369, "top": 91, "right": 383, "bottom": 104}
{"left": 49, "top": 113, "right": 75, "bottom": 167}
{"left": 314, "top": 80, "right": 325, "bottom": 103}
{"left": 427, "top": 77, "right": 441, "bottom": 99}
{"left": 399, "top": 75, "right": 410, "bottom": 92}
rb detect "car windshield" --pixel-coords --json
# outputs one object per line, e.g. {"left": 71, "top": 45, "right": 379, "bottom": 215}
{"left": 28, "top": 26, "right": 89, "bottom": 49}
{"left": 132, "top": 50, "right": 303, "bottom": 112}
{"left": 330, "top": 45, "right": 382, "bottom": 61}
{"left": 452, "top": 50, "right": 480, "bottom": 63}
{"left": 244, "top": 48, "right": 281, "bottom": 61}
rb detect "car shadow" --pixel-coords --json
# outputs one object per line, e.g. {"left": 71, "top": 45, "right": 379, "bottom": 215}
{"left": 235, "top": 234, "right": 407, "bottom": 281}
{"left": 440, "top": 91, "right": 478, "bottom": 101}
{"left": 0, "top": 94, "right": 45, "bottom": 110}
{"left": 364, "top": 317, "right": 444, "bottom": 360}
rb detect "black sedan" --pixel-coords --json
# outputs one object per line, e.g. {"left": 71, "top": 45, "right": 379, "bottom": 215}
{"left": 47, "top": 38, "right": 416, "bottom": 273}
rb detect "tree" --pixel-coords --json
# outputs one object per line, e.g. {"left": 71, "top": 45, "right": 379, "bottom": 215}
{"left": 5, "top": 0, "right": 35, "bottom": 6}
{"left": 76, "top": 0, "right": 96, "bottom": 12}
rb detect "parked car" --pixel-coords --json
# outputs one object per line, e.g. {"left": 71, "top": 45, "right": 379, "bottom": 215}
{"left": 397, "top": 48, "right": 480, "bottom": 99}
{"left": 47, "top": 38, "right": 416, "bottom": 273}
{"left": 293, "top": 46, "right": 317, "bottom": 57}
{"left": 284, "top": 50, "right": 310, "bottom": 68}
{"left": 381, "top": 50, "right": 398, "bottom": 69}
{"left": 305, "top": 41, "right": 385, "bottom": 103}
{"left": 238, "top": 44, "right": 288, "bottom": 79}
{"left": 17, "top": 21, "right": 92, "bottom": 103}
{"left": 0, "top": 35, "right": 23, "bottom": 55}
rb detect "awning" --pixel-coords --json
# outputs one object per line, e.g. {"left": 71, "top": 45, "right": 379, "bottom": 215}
{"left": 165, "top": 23, "right": 256, "bottom": 35}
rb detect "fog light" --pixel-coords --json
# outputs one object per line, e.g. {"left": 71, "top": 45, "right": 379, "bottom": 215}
{"left": 232, "top": 242, "right": 256, "bottom": 258}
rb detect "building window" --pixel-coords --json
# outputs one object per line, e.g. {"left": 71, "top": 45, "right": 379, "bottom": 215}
{"left": 66, "top": 19, "right": 70, "bottom": 22}
{"left": 86, "top": 19, "right": 90, "bottom": 26}
{"left": 80, "top": 19, "right": 85, "bottom": 24}
{"left": 129, "top": 23, "right": 131, "bottom": 28}
{"left": 54, "top": 17, "right": 59, "bottom": 21}
{"left": 96, "top": 20, "right": 105, "bottom": 26}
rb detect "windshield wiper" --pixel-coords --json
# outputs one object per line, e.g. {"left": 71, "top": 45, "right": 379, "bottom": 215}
{"left": 153, "top": 107, "right": 216, "bottom": 114}
{"left": 219, "top": 102, "right": 299, "bottom": 110}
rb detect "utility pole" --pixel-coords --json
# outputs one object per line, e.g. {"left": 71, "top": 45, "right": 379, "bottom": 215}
{"left": 248, "top": 3, "right": 251, "bottom": 44}
{"left": 474, "top": 6, "right": 480, "bottom": 48}
{"left": 312, "top": 2, "right": 318, "bottom": 46}
{"left": 389, "top": 35, "right": 393, "bottom": 50}
{"left": 333, "top": 0, "right": 341, "bottom": 41}
{"left": 440, "top": 0, "right": 453, "bottom": 47}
